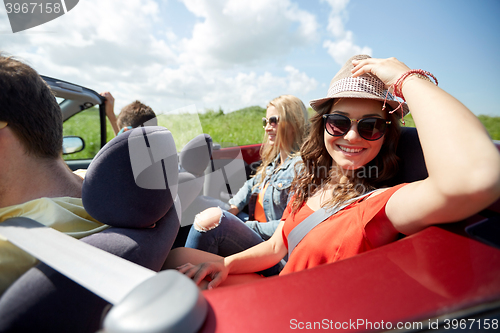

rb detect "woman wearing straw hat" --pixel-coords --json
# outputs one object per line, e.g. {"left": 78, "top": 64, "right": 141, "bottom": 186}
{"left": 165, "top": 55, "right": 500, "bottom": 289}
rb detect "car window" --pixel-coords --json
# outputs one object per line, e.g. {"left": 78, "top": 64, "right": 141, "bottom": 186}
{"left": 62, "top": 106, "right": 111, "bottom": 160}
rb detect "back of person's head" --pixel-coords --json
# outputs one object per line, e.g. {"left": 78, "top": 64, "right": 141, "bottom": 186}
{"left": 268, "top": 95, "right": 308, "bottom": 156}
{"left": 117, "top": 100, "right": 157, "bottom": 129}
{"left": 0, "top": 53, "right": 63, "bottom": 159}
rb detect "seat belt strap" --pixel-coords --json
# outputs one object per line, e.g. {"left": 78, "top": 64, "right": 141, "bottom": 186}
{"left": 0, "top": 214, "right": 208, "bottom": 333}
{"left": 287, "top": 190, "right": 377, "bottom": 258}
{"left": 0, "top": 217, "right": 155, "bottom": 305}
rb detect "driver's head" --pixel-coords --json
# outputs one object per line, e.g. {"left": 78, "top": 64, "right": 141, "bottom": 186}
{"left": 0, "top": 53, "right": 62, "bottom": 158}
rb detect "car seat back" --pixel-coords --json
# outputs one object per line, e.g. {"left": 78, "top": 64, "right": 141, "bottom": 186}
{"left": 0, "top": 126, "right": 181, "bottom": 333}
{"left": 177, "top": 134, "right": 213, "bottom": 214}
{"left": 390, "top": 126, "right": 428, "bottom": 185}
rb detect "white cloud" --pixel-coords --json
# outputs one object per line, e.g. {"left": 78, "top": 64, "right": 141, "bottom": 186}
{"left": 323, "top": 31, "right": 372, "bottom": 65}
{"left": 322, "top": 0, "right": 349, "bottom": 37}
{"left": 211, "top": 66, "right": 318, "bottom": 111}
{"left": 1, "top": 0, "right": 319, "bottom": 114}
{"left": 179, "top": 0, "right": 318, "bottom": 68}
{"left": 284, "top": 66, "right": 318, "bottom": 94}
{"left": 1, "top": 1, "right": 177, "bottom": 80}
{"left": 322, "top": 0, "right": 350, "bottom": 14}
{"left": 138, "top": 64, "right": 318, "bottom": 113}
{"left": 321, "top": 0, "right": 372, "bottom": 65}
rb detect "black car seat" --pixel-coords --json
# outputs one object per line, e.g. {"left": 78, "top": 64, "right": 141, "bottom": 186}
{"left": 177, "top": 133, "right": 213, "bottom": 216}
{"left": 0, "top": 126, "right": 181, "bottom": 333}
{"left": 390, "top": 126, "right": 428, "bottom": 185}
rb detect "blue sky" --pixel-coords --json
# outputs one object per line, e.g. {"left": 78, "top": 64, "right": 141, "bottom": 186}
{"left": 1, "top": 0, "right": 499, "bottom": 116}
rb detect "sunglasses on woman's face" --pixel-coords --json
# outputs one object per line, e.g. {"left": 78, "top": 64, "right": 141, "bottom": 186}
{"left": 262, "top": 116, "right": 279, "bottom": 128}
{"left": 323, "top": 114, "right": 390, "bottom": 141}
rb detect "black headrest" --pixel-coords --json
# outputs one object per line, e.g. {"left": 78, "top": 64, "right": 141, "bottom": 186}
{"left": 82, "top": 126, "right": 179, "bottom": 228}
{"left": 389, "top": 127, "right": 428, "bottom": 186}
{"left": 179, "top": 134, "right": 213, "bottom": 176}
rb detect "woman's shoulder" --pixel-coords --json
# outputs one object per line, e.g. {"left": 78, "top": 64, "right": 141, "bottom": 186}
{"left": 364, "top": 183, "right": 408, "bottom": 202}
{"left": 281, "top": 153, "right": 302, "bottom": 169}
{"left": 288, "top": 153, "right": 302, "bottom": 162}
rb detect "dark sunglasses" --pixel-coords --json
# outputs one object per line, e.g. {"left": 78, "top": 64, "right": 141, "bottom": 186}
{"left": 323, "top": 114, "right": 390, "bottom": 141}
{"left": 262, "top": 115, "right": 279, "bottom": 127}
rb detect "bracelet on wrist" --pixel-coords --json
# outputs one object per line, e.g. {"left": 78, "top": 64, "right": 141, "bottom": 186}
{"left": 382, "top": 69, "right": 438, "bottom": 125}
{"left": 393, "top": 69, "right": 438, "bottom": 99}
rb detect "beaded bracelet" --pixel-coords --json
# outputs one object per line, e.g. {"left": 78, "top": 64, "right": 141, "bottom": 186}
{"left": 393, "top": 69, "right": 438, "bottom": 99}
{"left": 383, "top": 69, "right": 438, "bottom": 124}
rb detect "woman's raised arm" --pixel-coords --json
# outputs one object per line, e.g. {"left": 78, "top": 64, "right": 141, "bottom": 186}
{"left": 352, "top": 57, "right": 500, "bottom": 235}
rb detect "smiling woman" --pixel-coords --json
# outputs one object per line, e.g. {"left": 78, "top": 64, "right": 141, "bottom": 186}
{"left": 322, "top": 99, "right": 388, "bottom": 171}
{"left": 172, "top": 95, "right": 309, "bottom": 277}
{"left": 165, "top": 54, "right": 500, "bottom": 290}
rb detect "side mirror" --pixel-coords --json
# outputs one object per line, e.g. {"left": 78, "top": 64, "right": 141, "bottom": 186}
{"left": 63, "top": 136, "right": 85, "bottom": 154}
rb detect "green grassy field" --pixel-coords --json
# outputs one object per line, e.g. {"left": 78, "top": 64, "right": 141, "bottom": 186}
{"left": 157, "top": 106, "right": 267, "bottom": 149}
{"left": 399, "top": 114, "right": 500, "bottom": 141}
{"left": 62, "top": 108, "right": 116, "bottom": 160}
{"left": 62, "top": 106, "right": 500, "bottom": 161}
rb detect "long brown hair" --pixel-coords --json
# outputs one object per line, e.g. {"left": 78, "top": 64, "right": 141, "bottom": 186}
{"left": 291, "top": 98, "right": 401, "bottom": 212}
{"left": 254, "top": 95, "right": 308, "bottom": 185}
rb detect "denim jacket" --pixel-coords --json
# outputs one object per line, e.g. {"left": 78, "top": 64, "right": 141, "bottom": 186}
{"left": 228, "top": 154, "right": 301, "bottom": 223}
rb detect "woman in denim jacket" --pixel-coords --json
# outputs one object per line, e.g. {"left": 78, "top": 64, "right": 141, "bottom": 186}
{"left": 185, "top": 95, "right": 308, "bottom": 275}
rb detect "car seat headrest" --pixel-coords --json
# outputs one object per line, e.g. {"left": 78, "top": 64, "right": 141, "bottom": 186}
{"left": 389, "top": 127, "right": 428, "bottom": 186}
{"left": 179, "top": 134, "right": 213, "bottom": 176}
{"left": 82, "top": 126, "right": 179, "bottom": 228}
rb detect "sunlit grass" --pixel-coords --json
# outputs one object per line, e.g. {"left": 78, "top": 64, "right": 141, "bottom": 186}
{"left": 478, "top": 115, "right": 500, "bottom": 141}
{"left": 157, "top": 106, "right": 267, "bottom": 150}
{"left": 62, "top": 106, "right": 500, "bottom": 161}
{"left": 62, "top": 107, "right": 115, "bottom": 160}
{"left": 400, "top": 114, "right": 500, "bottom": 142}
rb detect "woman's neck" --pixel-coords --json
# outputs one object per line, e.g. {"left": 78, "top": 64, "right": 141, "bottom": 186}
{"left": 279, "top": 148, "right": 288, "bottom": 165}
{"left": 330, "top": 164, "right": 356, "bottom": 183}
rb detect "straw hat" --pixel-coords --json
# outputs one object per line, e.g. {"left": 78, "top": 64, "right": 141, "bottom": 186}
{"left": 309, "top": 54, "right": 409, "bottom": 117}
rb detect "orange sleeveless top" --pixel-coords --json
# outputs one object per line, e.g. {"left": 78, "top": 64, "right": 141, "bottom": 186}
{"left": 280, "top": 183, "right": 407, "bottom": 275}
{"left": 253, "top": 183, "right": 269, "bottom": 222}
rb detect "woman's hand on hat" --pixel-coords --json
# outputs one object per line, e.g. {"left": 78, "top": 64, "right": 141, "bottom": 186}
{"left": 351, "top": 57, "right": 410, "bottom": 88}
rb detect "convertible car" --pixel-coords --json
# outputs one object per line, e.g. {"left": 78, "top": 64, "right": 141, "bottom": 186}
{"left": 0, "top": 77, "right": 499, "bottom": 333}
